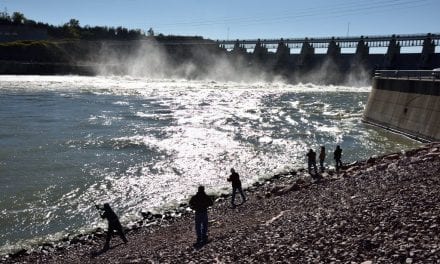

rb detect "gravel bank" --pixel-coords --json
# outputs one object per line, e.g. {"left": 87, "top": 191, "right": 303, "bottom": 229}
{"left": 2, "top": 143, "right": 440, "bottom": 263}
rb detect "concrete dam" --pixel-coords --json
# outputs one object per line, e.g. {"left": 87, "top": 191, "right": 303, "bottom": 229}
{"left": 217, "top": 33, "right": 440, "bottom": 83}
{"left": 363, "top": 70, "right": 440, "bottom": 142}
{"left": 1, "top": 33, "right": 439, "bottom": 82}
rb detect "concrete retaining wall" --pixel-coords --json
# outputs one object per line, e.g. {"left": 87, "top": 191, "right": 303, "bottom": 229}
{"left": 363, "top": 77, "right": 440, "bottom": 141}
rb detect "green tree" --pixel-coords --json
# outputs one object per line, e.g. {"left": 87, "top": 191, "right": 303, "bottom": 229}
{"left": 12, "top": 12, "right": 26, "bottom": 24}
{"left": 67, "top": 19, "right": 80, "bottom": 28}
{"left": 0, "top": 10, "right": 11, "bottom": 24}
{"left": 63, "top": 18, "right": 80, "bottom": 39}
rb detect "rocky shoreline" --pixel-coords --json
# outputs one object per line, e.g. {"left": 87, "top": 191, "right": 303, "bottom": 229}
{"left": 2, "top": 143, "right": 440, "bottom": 263}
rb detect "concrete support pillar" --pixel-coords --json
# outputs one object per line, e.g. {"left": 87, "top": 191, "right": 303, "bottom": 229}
{"left": 383, "top": 36, "right": 401, "bottom": 69}
{"left": 351, "top": 36, "right": 370, "bottom": 69}
{"left": 355, "top": 37, "right": 369, "bottom": 58}
{"left": 348, "top": 36, "right": 371, "bottom": 79}
{"left": 419, "top": 33, "right": 436, "bottom": 69}
{"left": 326, "top": 38, "right": 341, "bottom": 60}
{"left": 232, "top": 39, "right": 247, "bottom": 54}
{"left": 275, "top": 38, "right": 290, "bottom": 64}
{"left": 323, "top": 38, "right": 343, "bottom": 84}
{"left": 253, "top": 39, "right": 268, "bottom": 61}
{"left": 228, "top": 39, "right": 251, "bottom": 70}
{"left": 272, "top": 38, "right": 291, "bottom": 73}
{"left": 297, "top": 38, "right": 314, "bottom": 67}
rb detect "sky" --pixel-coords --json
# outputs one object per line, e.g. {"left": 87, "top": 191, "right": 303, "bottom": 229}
{"left": 1, "top": 0, "right": 439, "bottom": 40}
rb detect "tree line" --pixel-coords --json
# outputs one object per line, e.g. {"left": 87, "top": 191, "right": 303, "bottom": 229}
{"left": 0, "top": 11, "right": 150, "bottom": 40}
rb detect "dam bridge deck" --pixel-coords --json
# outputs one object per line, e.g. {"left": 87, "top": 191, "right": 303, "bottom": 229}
{"left": 218, "top": 33, "right": 440, "bottom": 49}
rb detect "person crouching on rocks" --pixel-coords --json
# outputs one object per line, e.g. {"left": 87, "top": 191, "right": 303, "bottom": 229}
{"left": 189, "top": 186, "right": 213, "bottom": 246}
{"left": 227, "top": 168, "right": 246, "bottom": 207}
{"left": 98, "top": 203, "right": 128, "bottom": 250}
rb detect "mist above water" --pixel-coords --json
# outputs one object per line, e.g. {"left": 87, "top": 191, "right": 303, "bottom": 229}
{"left": 93, "top": 40, "right": 371, "bottom": 86}
{"left": 95, "top": 40, "right": 269, "bottom": 82}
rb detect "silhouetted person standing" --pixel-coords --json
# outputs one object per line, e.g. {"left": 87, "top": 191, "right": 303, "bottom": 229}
{"left": 189, "top": 186, "right": 213, "bottom": 245}
{"left": 306, "top": 149, "right": 318, "bottom": 175}
{"left": 334, "top": 145, "right": 343, "bottom": 172}
{"left": 319, "top": 146, "right": 326, "bottom": 172}
{"left": 98, "top": 203, "right": 128, "bottom": 250}
{"left": 227, "top": 168, "right": 246, "bottom": 206}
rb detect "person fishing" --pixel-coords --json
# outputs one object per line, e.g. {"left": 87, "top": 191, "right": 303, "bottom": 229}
{"left": 227, "top": 168, "right": 246, "bottom": 207}
{"left": 97, "top": 203, "right": 128, "bottom": 250}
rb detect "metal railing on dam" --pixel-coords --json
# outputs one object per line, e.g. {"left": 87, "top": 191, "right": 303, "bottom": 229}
{"left": 374, "top": 70, "right": 440, "bottom": 81}
{"left": 217, "top": 33, "right": 440, "bottom": 50}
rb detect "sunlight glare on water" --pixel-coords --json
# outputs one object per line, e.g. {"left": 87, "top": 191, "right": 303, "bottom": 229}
{"left": 0, "top": 75, "right": 421, "bottom": 254}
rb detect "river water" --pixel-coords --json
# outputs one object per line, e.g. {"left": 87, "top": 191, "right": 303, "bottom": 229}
{"left": 0, "top": 75, "right": 420, "bottom": 254}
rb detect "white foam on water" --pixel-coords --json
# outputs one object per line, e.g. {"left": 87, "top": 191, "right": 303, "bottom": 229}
{"left": 0, "top": 75, "right": 372, "bottom": 94}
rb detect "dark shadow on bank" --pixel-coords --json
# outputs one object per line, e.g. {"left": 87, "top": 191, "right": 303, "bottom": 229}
{"left": 90, "top": 242, "right": 125, "bottom": 258}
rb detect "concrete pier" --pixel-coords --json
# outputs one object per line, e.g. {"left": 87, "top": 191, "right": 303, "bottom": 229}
{"left": 363, "top": 72, "right": 440, "bottom": 141}
{"left": 383, "top": 36, "right": 400, "bottom": 69}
